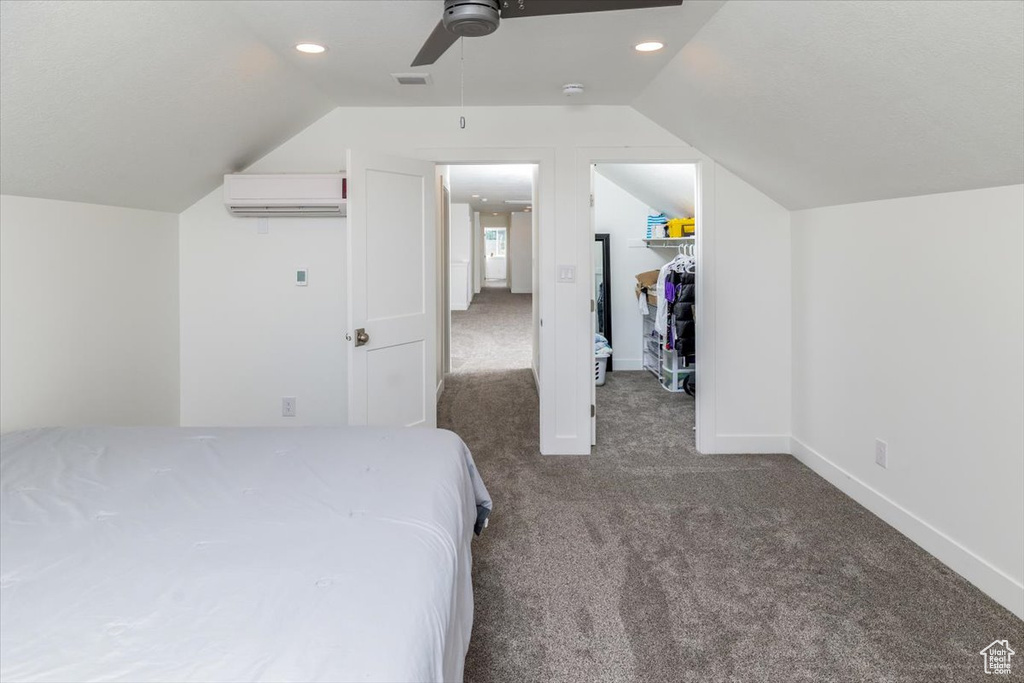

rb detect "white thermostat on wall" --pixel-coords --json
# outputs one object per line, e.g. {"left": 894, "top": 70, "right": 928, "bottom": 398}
{"left": 296, "top": 269, "right": 308, "bottom": 287}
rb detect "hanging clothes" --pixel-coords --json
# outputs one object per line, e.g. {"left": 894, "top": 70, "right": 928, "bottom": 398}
{"left": 654, "top": 254, "right": 695, "bottom": 337}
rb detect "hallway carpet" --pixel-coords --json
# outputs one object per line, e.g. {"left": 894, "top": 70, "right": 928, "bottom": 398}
{"left": 440, "top": 286, "right": 1021, "bottom": 683}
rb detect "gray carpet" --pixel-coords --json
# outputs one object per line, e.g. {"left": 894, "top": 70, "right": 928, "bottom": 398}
{"left": 440, "top": 285, "right": 1023, "bottom": 683}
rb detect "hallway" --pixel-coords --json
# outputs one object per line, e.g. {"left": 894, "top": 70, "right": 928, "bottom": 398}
{"left": 449, "top": 283, "right": 532, "bottom": 374}
{"left": 439, "top": 288, "right": 1020, "bottom": 683}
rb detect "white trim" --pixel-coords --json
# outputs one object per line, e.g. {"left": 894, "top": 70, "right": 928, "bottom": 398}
{"left": 418, "top": 148, "right": 557, "bottom": 454}
{"left": 607, "top": 359, "right": 644, "bottom": 372}
{"left": 706, "top": 434, "right": 791, "bottom": 454}
{"left": 791, "top": 437, "right": 1024, "bottom": 620}
{"left": 436, "top": 378, "right": 444, "bottom": 404}
{"left": 576, "top": 147, "right": 716, "bottom": 455}
{"left": 532, "top": 363, "right": 540, "bottom": 392}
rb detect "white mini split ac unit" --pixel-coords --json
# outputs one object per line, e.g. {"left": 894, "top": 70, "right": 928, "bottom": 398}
{"left": 223, "top": 173, "right": 347, "bottom": 217}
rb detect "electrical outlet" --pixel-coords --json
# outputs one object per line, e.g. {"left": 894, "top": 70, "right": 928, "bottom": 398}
{"left": 875, "top": 439, "right": 888, "bottom": 469}
{"left": 282, "top": 397, "right": 296, "bottom": 418}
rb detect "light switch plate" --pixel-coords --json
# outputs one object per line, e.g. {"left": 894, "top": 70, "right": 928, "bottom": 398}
{"left": 257, "top": 217, "right": 269, "bottom": 235}
{"left": 557, "top": 265, "right": 576, "bottom": 283}
{"left": 875, "top": 439, "right": 888, "bottom": 469}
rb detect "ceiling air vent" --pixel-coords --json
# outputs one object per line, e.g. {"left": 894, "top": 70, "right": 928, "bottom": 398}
{"left": 392, "top": 73, "right": 433, "bottom": 86}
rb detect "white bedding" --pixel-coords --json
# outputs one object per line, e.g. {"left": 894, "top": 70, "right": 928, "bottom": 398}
{"left": 0, "top": 426, "right": 491, "bottom": 683}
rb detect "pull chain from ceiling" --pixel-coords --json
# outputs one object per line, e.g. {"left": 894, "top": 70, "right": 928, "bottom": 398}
{"left": 460, "top": 38, "right": 466, "bottom": 130}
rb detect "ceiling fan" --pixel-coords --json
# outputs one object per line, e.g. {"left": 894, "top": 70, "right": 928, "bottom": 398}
{"left": 411, "top": 0, "right": 684, "bottom": 67}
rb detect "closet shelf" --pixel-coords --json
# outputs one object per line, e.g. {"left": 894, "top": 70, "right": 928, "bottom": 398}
{"left": 643, "top": 237, "right": 695, "bottom": 248}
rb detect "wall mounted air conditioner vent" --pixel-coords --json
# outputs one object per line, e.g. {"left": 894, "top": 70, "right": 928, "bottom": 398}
{"left": 224, "top": 173, "right": 346, "bottom": 217}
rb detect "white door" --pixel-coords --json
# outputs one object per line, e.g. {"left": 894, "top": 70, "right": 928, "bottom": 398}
{"left": 347, "top": 150, "right": 437, "bottom": 427}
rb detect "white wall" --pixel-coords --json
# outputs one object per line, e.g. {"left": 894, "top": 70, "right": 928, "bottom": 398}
{"left": 449, "top": 202, "right": 473, "bottom": 310}
{"left": 714, "top": 166, "right": 792, "bottom": 443}
{"left": 509, "top": 212, "right": 532, "bottom": 294}
{"left": 791, "top": 184, "right": 1024, "bottom": 619}
{"left": 178, "top": 105, "right": 791, "bottom": 455}
{"left": 0, "top": 195, "right": 179, "bottom": 431}
{"left": 592, "top": 172, "right": 671, "bottom": 370}
{"left": 472, "top": 211, "right": 482, "bottom": 296}
{"left": 179, "top": 191, "right": 346, "bottom": 426}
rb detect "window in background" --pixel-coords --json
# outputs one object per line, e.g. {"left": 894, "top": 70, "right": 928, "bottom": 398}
{"left": 484, "top": 228, "right": 507, "bottom": 257}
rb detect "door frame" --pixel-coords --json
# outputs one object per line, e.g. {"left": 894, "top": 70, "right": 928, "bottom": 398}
{"left": 594, "top": 233, "right": 612, "bottom": 372}
{"left": 578, "top": 149, "right": 716, "bottom": 454}
{"left": 421, "top": 148, "right": 556, "bottom": 453}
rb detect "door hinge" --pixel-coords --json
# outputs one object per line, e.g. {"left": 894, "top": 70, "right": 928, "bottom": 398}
{"left": 591, "top": 299, "right": 595, "bottom": 313}
{"left": 590, "top": 193, "right": 594, "bottom": 207}
{"left": 591, "top": 404, "right": 595, "bottom": 418}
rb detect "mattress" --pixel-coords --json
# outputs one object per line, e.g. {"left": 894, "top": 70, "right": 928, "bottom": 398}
{"left": 0, "top": 426, "right": 491, "bottom": 683}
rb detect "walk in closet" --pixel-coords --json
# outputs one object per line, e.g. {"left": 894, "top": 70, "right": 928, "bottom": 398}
{"left": 591, "top": 162, "right": 699, "bottom": 444}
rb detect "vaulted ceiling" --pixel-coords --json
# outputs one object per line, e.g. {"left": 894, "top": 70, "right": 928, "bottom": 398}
{"left": 1, "top": 0, "right": 1021, "bottom": 213}
{"left": 633, "top": 0, "right": 1024, "bottom": 210}
{"left": 596, "top": 164, "right": 696, "bottom": 218}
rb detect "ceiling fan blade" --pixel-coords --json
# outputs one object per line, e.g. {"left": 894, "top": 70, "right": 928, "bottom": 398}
{"left": 411, "top": 20, "right": 459, "bottom": 67}
{"left": 500, "top": 0, "right": 682, "bottom": 19}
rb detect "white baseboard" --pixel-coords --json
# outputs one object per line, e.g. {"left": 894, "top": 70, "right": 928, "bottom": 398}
{"left": 436, "top": 379, "right": 444, "bottom": 403}
{"left": 791, "top": 437, "right": 1024, "bottom": 620}
{"left": 705, "top": 433, "right": 791, "bottom": 454}
{"left": 510, "top": 287, "right": 532, "bottom": 294}
{"left": 542, "top": 435, "right": 589, "bottom": 455}
{"left": 531, "top": 364, "right": 540, "bottom": 392}
{"left": 607, "top": 358, "right": 644, "bottom": 371}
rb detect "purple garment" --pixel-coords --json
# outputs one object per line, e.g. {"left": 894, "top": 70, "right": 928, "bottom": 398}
{"left": 664, "top": 280, "right": 676, "bottom": 303}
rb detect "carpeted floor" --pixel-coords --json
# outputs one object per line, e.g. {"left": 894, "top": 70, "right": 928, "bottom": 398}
{"left": 440, "top": 285, "right": 1022, "bottom": 683}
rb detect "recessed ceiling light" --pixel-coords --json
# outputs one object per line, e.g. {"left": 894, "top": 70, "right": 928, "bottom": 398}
{"left": 296, "top": 43, "right": 326, "bottom": 54}
{"left": 472, "top": 194, "right": 480, "bottom": 198}
{"left": 493, "top": 213, "right": 499, "bottom": 216}
{"left": 482, "top": 198, "right": 488, "bottom": 202}
{"left": 635, "top": 41, "right": 664, "bottom": 52}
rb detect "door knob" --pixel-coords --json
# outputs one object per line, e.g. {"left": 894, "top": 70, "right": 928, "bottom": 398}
{"left": 354, "top": 328, "right": 370, "bottom": 347}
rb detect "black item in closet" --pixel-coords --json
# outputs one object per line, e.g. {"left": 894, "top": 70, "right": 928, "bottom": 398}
{"left": 672, "top": 301, "right": 693, "bottom": 320}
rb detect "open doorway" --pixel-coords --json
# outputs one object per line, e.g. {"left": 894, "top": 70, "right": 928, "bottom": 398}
{"left": 440, "top": 163, "right": 538, "bottom": 377}
{"left": 483, "top": 225, "right": 508, "bottom": 284}
{"left": 590, "top": 162, "right": 699, "bottom": 446}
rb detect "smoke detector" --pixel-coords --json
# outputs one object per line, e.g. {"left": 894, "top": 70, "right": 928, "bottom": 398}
{"left": 563, "top": 83, "right": 585, "bottom": 97}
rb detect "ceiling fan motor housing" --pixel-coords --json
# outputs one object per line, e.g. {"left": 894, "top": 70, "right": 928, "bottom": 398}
{"left": 443, "top": 0, "right": 501, "bottom": 37}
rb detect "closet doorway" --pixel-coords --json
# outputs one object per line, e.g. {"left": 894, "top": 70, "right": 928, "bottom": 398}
{"left": 590, "top": 162, "right": 699, "bottom": 447}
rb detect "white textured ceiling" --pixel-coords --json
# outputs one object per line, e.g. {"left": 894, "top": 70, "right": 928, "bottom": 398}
{"left": 595, "top": 163, "right": 696, "bottom": 218}
{"left": 0, "top": 1, "right": 335, "bottom": 212}
{"left": 2, "top": 0, "right": 1021, "bottom": 214}
{"left": 224, "top": 0, "right": 724, "bottom": 107}
{"left": 448, "top": 165, "right": 535, "bottom": 214}
{"left": 633, "top": 0, "right": 1024, "bottom": 210}
{"left": 0, "top": 0, "right": 722, "bottom": 211}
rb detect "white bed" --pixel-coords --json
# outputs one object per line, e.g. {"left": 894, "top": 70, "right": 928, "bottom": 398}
{"left": 0, "top": 426, "right": 491, "bottom": 683}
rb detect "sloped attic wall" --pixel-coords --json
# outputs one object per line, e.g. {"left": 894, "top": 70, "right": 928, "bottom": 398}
{"left": 633, "top": 0, "right": 1024, "bottom": 210}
